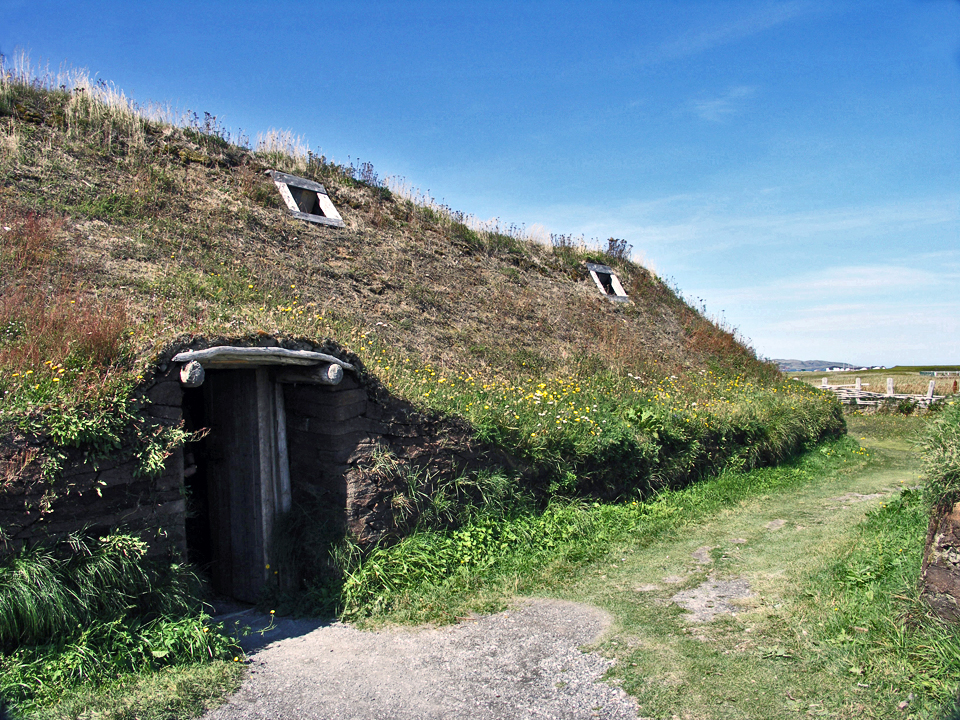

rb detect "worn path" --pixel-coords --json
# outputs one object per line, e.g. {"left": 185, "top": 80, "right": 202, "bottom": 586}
{"left": 203, "top": 598, "right": 638, "bottom": 720}
{"left": 558, "top": 420, "right": 924, "bottom": 718}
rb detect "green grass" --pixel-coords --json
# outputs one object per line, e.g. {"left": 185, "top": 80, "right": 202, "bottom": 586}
{"left": 367, "top": 352, "right": 844, "bottom": 499}
{"left": 0, "top": 533, "right": 241, "bottom": 717}
{"left": 4, "top": 57, "right": 953, "bottom": 720}
{"left": 317, "top": 434, "right": 865, "bottom": 626}
{"left": 803, "top": 488, "right": 960, "bottom": 716}
{"left": 920, "top": 400, "right": 960, "bottom": 508}
{"left": 304, "top": 414, "right": 959, "bottom": 719}
{"left": 29, "top": 662, "right": 243, "bottom": 720}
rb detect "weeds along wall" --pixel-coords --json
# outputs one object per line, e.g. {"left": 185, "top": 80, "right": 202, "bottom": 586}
{"left": 0, "top": 390, "right": 186, "bottom": 554}
{"left": 0, "top": 334, "right": 522, "bottom": 601}
{"left": 0, "top": 329, "right": 844, "bottom": 599}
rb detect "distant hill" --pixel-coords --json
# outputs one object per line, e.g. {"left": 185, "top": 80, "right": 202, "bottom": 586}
{"left": 774, "top": 359, "right": 858, "bottom": 373}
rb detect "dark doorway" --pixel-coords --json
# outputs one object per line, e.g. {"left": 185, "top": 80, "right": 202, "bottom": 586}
{"left": 182, "top": 370, "right": 272, "bottom": 603}
{"left": 203, "top": 370, "right": 267, "bottom": 603}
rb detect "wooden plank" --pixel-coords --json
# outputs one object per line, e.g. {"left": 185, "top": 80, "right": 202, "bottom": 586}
{"left": 286, "top": 414, "right": 371, "bottom": 437}
{"left": 609, "top": 274, "right": 628, "bottom": 297}
{"left": 589, "top": 270, "right": 609, "bottom": 295}
{"left": 173, "top": 346, "right": 355, "bottom": 371}
{"left": 204, "top": 370, "right": 263, "bottom": 603}
{"left": 269, "top": 170, "right": 328, "bottom": 195}
{"left": 274, "top": 363, "right": 344, "bottom": 385}
{"left": 285, "top": 386, "right": 368, "bottom": 410}
{"left": 275, "top": 181, "right": 301, "bottom": 213}
{"left": 315, "top": 192, "right": 343, "bottom": 222}
{"left": 275, "top": 382, "right": 292, "bottom": 514}
{"left": 585, "top": 262, "right": 614, "bottom": 274}
{"left": 290, "top": 210, "right": 345, "bottom": 228}
{"left": 256, "top": 368, "right": 276, "bottom": 592}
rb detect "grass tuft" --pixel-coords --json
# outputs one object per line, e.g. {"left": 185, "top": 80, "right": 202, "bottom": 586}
{"left": 0, "top": 533, "right": 240, "bottom": 713}
{"left": 920, "top": 400, "right": 960, "bottom": 508}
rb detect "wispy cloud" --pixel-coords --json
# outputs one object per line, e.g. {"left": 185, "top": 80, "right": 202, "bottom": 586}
{"left": 689, "top": 86, "right": 756, "bottom": 122}
{"left": 559, "top": 1, "right": 818, "bottom": 80}
{"left": 647, "top": 1, "right": 814, "bottom": 65}
{"left": 532, "top": 195, "right": 960, "bottom": 254}
{"left": 713, "top": 265, "right": 954, "bottom": 304}
{"left": 765, "top": 302, "right": 960, "bottom": 335}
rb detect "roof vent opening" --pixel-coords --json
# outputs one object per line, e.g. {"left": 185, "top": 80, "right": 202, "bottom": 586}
{"left": 269, "top": 170, "right": 345, "bottom": 227}
{"left": 586, "top": 262, "right": 629, "bottom": 302}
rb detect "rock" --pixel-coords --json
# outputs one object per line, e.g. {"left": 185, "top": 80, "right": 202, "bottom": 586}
{"left": 179, "top": 360, "right": 205, "bottom": 387}
{"left": 671, "top": 575, "right": 752, "bottom": 623}
{"left": 921, "top": 500, "right": 960, "bottom": 622}
{"left": 691, "top": 545, "right": 714, "bottom": 564}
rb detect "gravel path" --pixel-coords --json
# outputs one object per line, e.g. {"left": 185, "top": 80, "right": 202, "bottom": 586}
{"left": 203, "top": 598, "right": 639, "bottom": 719}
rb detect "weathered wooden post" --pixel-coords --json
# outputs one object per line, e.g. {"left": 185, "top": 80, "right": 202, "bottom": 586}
{"left": 928, "top": 380, "right": 936, "bottom": 402}
{"left": 887, "top": 378, "right": 894, "bottom": 396}
{"left": 821, "top": 377, "right": 828, "bottom": 388}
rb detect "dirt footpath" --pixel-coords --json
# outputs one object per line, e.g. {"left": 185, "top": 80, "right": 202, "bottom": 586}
{"left": 203, "top": 598, "right": 639, "bottom": 720}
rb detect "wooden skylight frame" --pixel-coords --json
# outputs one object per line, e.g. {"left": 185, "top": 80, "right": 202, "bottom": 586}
{"left": 586, "top": 262, "right": 629, "bottom": 303}
{"left": 269, "top": 170, "right": 345, "bottom": 227}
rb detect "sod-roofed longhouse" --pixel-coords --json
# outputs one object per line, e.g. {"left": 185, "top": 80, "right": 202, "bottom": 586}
{"left": 0, "top": 337, "right": 510, "bottom": 604}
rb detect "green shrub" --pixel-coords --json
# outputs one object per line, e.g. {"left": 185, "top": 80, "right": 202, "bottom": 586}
{"left": 331, "top": 436, "right": 862, "bottom": 623}
{"left": 921, "top": 400, "right": 960, "bottom": 508}
{"left": 0, "top": 533, "right": 239, "bottom": 710}
{"left": 380, "top": 364, "right": 843, "bottom": 500}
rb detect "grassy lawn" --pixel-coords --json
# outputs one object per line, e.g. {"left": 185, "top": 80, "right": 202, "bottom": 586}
{"left": 336, "top": 412, "right": 957, "bottom": 719}
{"left": 29, "top": 662, "right": 242, "bottom": 720}
{"left": 573, "top": 413, "right": 957, "bottom": 719}
{"left": 572, "top": 413, "right": 935, "bottom": 719}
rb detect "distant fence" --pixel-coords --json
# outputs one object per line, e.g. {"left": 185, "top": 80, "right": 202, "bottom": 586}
{"left": 817, "top": 377, "right": 944, "bottom": 408}
{"left": 920, "top": 370, "right": 960, "bottom": 377}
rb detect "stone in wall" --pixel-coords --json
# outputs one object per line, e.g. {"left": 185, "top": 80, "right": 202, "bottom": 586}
{"left": 921, "top": 499, "right": 960, "bottom": 622}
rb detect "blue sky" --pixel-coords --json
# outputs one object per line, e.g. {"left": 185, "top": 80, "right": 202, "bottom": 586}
{"left": 3, "top": 1, "right": 958, "bottom": 365}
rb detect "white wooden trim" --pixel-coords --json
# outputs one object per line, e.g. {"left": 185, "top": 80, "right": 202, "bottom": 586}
{"left": 609, "top": 274, "right": 627, "bottom": 296}
{"left": 275, "top": 181, "right": 300, "bottom": 213}
{"left": 316, "top": 192, "right": 343, "bottom": 221}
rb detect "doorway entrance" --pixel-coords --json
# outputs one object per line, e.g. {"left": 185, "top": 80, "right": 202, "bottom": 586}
{"left": 173, "top": 346, "right": 353, "bottom": 602}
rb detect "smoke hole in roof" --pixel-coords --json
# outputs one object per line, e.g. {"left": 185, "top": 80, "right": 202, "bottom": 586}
{"left": 586, "top": 262, "right": 629, "bottom": 303}
{"left": 269, "top": 170, "right": 345, "bottom": 228}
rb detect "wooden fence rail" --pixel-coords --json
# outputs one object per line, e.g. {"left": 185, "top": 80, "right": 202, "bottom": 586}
{"left": 817, "top": 377, "right": 944, "bottom": 408}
